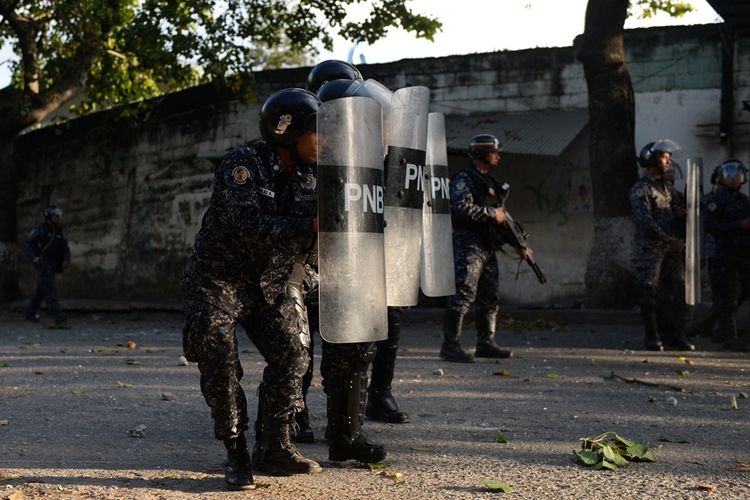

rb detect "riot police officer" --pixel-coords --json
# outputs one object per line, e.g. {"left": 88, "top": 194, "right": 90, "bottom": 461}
{"left": 181, "top": 88, "right": 322, "bottom": 490}
{"left": 293, "top": 61, "right": 407, "bottom": 446}
{"left": 703, "top": 159, "right": 750, "bottom": 351}
{"left": 24, "top": 205, "right": 70, "bottom": 325}
{"left": 629, "top": 140, "right": 694, "bottom": 351}
{"left": 442, "top": 135, "right": 523, "bottom": 363}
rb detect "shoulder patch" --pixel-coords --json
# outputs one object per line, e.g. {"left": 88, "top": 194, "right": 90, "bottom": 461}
{"left": 454, "top": 180, "right": 466, "bottom": 191}
{"left": 232, "top": 166, "right": 250, "bottom": 185}
{"left": 707, "top": 202, "right": 717, "bottom": 212}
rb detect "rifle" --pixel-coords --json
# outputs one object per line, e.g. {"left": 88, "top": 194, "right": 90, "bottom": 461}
{"left": 488, "top": 181, "right": 547, "bottom": 284}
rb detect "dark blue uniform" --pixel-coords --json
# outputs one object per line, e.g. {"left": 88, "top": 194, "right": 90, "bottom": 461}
{"left": 446, "top": 163, "right": 502, "bottom": 316}
{"left": 629, "top": 173, "right": 690, "bottom": 349}
{"left": 24, "top": 221, "right": 71, "bottom": 321}
{"left": 704, "top": 188, "right": 750, "bottom": 348}
{"left": 181, "top": 139, "right": 317, "bottom": 441}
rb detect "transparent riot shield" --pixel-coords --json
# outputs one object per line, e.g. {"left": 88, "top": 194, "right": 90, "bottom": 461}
{"left": 382, "top": 86, "right": 430, "bottom": 306}
{"left": 317, "top": 96, "right": 388, "bottom": 343}
{"left": 420, "top": 112, "right": 455, "bottom": 297}
{"left": 685, "top": 157, "right": 702, "bottom": 305}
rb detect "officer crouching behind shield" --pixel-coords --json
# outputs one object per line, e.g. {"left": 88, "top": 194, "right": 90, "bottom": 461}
{"left": 629, "top": 140, "right": 694, "bottom": 352}
{"left": 441, "top": 135, "right": 528, "bottom": 363}
{"left": 703, "top": 159, "right": 750, "bottom": 352}
{"left": 181, "top": 88, "right": 322, "bottom": 491}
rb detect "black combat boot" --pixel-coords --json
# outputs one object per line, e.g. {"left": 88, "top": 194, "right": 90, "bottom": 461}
{"left": 639, "top": 302, "right": 663, "bottom": 351}
{"left": 474, "top": 310, "right": 513, "bottom": 358}
{"left": 661, "top": 302, "right": 695, "bottom": 351}
{"left": 252, "top": 388, "right": 321, "bottom": 475}
{"left": 223, "top": 434, "right": 254, "bottom": 491}
{"left": 718, "top": 313, "right": 750, "bottom": 352}
{"left": 440, "top": 309, "right": 474, "bottom": 363}
{"left": 366, "top": 308, "right": 409, "bottom": 424}
{"left": 328, "top": 369, "right": 386, "bottom": 463}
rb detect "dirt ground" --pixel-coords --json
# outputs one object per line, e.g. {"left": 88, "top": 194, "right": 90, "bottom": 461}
{"left": 1, "top": 307, "right": 749, "bottom": 499}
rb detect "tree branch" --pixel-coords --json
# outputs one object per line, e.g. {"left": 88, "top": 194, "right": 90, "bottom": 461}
{"left": 0, "top": 1, "right": 41, "bottom": 95}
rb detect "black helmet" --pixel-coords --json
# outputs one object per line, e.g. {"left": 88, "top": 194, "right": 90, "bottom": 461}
{"left": 316, "top": 78, "right": 393, "bottom": 108}
{"left": 638, "top": 139, "right": 681, "bottom": 167}
{"left": 44, "top": 205, "right": 62, "bottom": 220}
{"left": 316, "top": 79, "right": 361, "bottom": 103}
{"left": 259, "top": 88, "right": 321, "bottom": 146}
{"left": 467, "top": 134, "right": 501, "bottom": 159}
{"left": 307, "top": 60, "right": 363, "bottom": 93}
{"left": 715, "top": 159, "right": 748, "bottom": 190}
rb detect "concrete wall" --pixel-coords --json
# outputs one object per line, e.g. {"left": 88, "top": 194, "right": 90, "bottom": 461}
{"left": 12, "top": 24, "right": 747, "bottom": 306}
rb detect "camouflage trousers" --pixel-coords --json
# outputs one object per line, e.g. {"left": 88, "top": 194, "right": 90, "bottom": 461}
{"left": 633, "top": 243, "right": 685, "bottom": 304}
{"left": 183, "top": 293, "right": 309, "bottom": 441}
{"left": 446, "top": 230, "right": 499, "bottom": 316}
{"left": 27, "top": 261, "right": 64, "bottom": 320}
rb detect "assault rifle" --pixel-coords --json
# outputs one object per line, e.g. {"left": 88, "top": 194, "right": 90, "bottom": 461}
{"left": 488, "top": 181, "right": 547, "bottom": 284}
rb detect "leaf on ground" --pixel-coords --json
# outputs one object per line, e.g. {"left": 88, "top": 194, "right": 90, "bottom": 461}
{"left": 71, "top": 390, "right": 86, "bottom": 395}
{"left": 95, "top": 347, "right": 120, "bottom": 354}
{"left": 675, "top": 356, "right": 694, "bottom": 364}
{"left": 117, "top": 381, "right": 135, "bottom": 388}
{"left": 675, "top": 369, "right": 690, "bottom": 376}
{"left": 574, "top": 449, "right": 599, "bottom": 466}
{"left": 367, "top": 462, "right": 390, "bottom": 471}
{"left": 161, "top": 393, "right": 175, "bottom": 401}
{"left": 493, "top": 369, "right": 511, "bottom": 377}
{"left": 0, "top": 475, "right": 20, "bottom": 482}
{"left": 0, "top": 361, "right": 8, "bottom": 367}
{"left": 378, "top": 469, "right": 403, "bottom": 482}
{"left": 126, "top": 359, "right": 141, "bottom": 365}
{"left": 590, "top": 359, "right": 600, "bottom": 366}
{"left": 126, "top": 341, "right": 137, "bottom": 350}
{"left": 728, "top": 459, "right": 750, "bottom": 472}
{"left": 495, "top": 432, "right": 508, "bottom": 443}
{"left": 33, "top": 369, "right": 45, "bottom": 376}
{"left": 483, "top": 479, "right": 512, "bottom": 493}
{"left": 545, "top": 373, "right": 561, "bottom": 379}
{"left": 155, "top": 472, "right": 178, "bottom": 480}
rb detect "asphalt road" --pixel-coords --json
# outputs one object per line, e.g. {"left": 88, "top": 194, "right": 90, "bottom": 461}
{"left": 1, "top": 308, "right": 749, "bottom": 499}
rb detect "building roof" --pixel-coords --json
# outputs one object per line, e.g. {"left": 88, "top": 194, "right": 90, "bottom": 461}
{"left": 706, "top": 1, "right": 750, "bottom": 37}
{"left": 445, "top": 109, "right": 589, "bottom": 157}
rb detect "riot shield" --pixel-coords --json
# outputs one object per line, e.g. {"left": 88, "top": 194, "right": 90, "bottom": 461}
{"left": 317, "top": 96, "right": 388, "bottom": 343}
{"left": 685, "top": 157, "right": 702, "bottom": 305}
{"left": 382, "top": 86, "right": 430, "bottom": 306}
{"left": 420, "top": 112, "right": 455, "bottom": 296}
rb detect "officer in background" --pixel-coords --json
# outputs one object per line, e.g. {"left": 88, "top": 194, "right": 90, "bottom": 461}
{"left": 181, "top": 88, "right": 322, "bottom": 491}
{"left": 629, "top": 140, "right": 694, "bottom": 351}
{"left": 442, "top": 135, "right": 524, "bottom": 363}
{"left": 24, "top": 205, "right": 70, "bottom": 325}
{"left": 703, "top": 159, "right": 750, "bottom": 351}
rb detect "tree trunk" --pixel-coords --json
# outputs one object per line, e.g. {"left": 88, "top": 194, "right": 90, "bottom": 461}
{"left": 0, "top": 137, "right": 20, "bottom": 302}
{"left": 575, "top": 0, "right": 638, "bottom": 308}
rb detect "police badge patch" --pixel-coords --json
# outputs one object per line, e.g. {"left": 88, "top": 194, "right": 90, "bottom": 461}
{"left": 232, "top": 166, "right": 250, "bottom": 185}
{"left": 454, "top": 180, "right": 466, "bottom": 191}
{"left": 302, "top": 174, "right": 317, "bottom": 190}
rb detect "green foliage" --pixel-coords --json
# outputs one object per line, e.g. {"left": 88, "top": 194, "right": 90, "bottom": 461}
{"left": 1, "top": 0, "right": 441, "bottom": 121}
{"left": 631, "top": 0, "right": 694, "bottom": 19}
{"left": 574, "top": 432, "right": 655, "bottom": 470}
{"left": 483, "top": 479, "right": 512, "bottom": 493}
